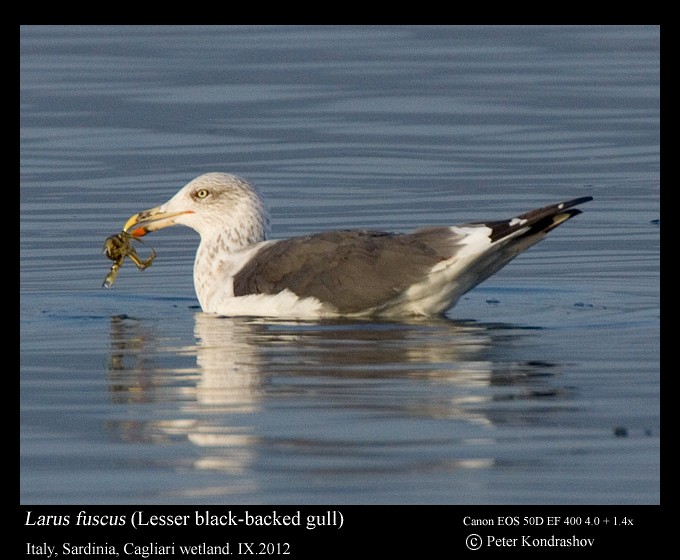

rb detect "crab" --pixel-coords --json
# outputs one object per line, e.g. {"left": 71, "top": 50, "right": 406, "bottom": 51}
{"left": 102, "top": 230, "right": 156, "bottom": 288}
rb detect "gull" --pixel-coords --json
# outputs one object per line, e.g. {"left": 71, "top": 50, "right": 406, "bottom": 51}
{"left": 122, "top": 172, "right": 592, "bottom": 318}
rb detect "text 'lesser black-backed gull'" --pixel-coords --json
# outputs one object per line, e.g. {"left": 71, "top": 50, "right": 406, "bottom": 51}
{"left": 119, "top": 172, "right": 592, "bottom": 318}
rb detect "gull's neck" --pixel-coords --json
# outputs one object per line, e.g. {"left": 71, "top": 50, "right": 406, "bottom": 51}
{"left": 193, "top": 208, "right": 270, "bottom": 311}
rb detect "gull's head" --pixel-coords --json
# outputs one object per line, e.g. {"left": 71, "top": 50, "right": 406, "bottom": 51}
{"left": 123, "top": 173, "right": 271, "bottom": 247}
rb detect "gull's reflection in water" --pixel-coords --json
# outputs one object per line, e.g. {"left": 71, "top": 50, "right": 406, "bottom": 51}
{"left": 106, "top": 313, "right": 265, "bottom": 479}
{"left": 105, "top": 312, "right": 571, "bottom": 489}
{"left": 192, "top": 313, "right": 265, "bottom": 413}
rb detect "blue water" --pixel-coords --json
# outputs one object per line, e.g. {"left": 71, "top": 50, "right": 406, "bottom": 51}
{"left": 20, "top": 25, "right": 659, "bottom": 506}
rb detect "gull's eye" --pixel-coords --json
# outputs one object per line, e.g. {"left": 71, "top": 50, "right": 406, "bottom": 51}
{"left": 195, "top": 188, "right": 210, "bottom": 199}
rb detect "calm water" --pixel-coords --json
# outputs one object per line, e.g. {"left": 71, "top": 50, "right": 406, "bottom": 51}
{"left": 20, "top": 26, "right": 659, "bottom": 505}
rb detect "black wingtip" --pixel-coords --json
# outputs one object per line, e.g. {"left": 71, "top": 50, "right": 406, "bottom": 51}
{"left": 483, "top": 196, "right": 592, "bottom": 243}
{"left": 561, "top": 196, "right": 593, "bottom": 209}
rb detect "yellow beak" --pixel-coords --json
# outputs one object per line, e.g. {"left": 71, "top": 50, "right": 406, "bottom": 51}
{"left": 123, "top": 207, "right": 194, "bottom": 238}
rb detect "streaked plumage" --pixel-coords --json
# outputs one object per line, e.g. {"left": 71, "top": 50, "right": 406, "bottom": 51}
{"left": 122, "top": 172, "right": 592, "bottom": 318}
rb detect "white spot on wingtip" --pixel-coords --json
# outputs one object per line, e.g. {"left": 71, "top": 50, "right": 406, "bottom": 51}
{"left": 509, "top": 217, "right": 528, "bottom": 226}
{"left": 558, "top": 203, "right": 565, "bottom": 209}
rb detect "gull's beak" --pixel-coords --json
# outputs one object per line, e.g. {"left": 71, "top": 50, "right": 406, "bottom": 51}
{"left": 123, "top": 207, "right": 195, "bottom": 238}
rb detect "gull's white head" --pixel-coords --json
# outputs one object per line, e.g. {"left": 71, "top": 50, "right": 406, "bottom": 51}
{"left": 124, "top": 173, "right": 271, "bottom": 249}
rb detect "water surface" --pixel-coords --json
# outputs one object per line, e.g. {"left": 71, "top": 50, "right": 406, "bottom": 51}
{"left": 20, "top": 25, "right": 659, "bottom": 505}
